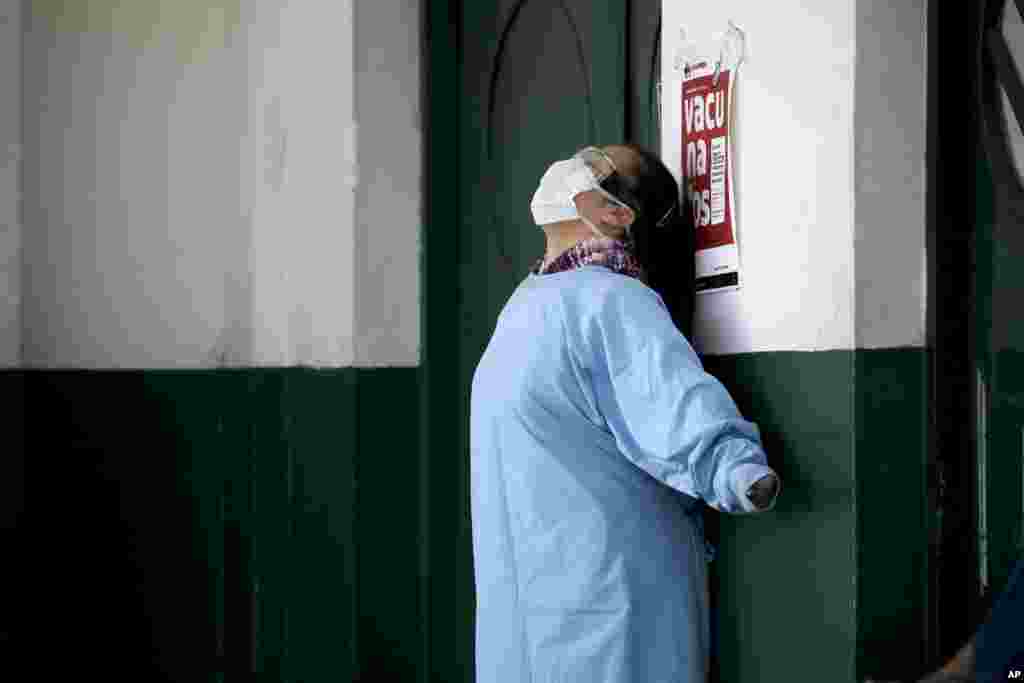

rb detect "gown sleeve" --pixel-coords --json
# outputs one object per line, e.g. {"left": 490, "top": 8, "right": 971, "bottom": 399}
{"left": 577, "top": 278, "right": 779, "bottom": 514}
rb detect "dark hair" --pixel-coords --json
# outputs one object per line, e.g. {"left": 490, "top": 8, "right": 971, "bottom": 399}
{"left": 614, "top": 142, "right": 696, "bottom": 339}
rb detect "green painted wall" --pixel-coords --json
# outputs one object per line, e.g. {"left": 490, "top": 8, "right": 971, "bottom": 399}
{"left": 15, "top": 367, "right": 423, "bottom": 681}
{"left": 852, "top": 349, "right": 930, "bottom": 681}
{"left": 703, "top": 348, "right": 929, "bottom": 683}
{"left": 3, "top": 370, "right": 24, "bottom": 657}
{"left": 9, "top": 348, "right": 936, "bottom": 682}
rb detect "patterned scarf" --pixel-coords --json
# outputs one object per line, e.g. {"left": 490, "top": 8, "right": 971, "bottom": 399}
{"left": 532, "top": 236, "right": 647, "bottom": 283}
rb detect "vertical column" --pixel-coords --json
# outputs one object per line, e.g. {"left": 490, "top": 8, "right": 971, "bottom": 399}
{"left": 0, "top": 0, "right": 20, "bottom": 366}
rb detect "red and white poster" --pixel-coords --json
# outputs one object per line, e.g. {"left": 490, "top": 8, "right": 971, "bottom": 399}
{"left": 682, "top": 59, "right": 740, "bottom": 293}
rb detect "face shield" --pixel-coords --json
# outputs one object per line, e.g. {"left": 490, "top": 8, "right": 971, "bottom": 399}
{"left": 573, "top": 147, "right": 675, "bottom": 228}
{"left": 531, "top": 146, "right": 675, "bottom": 231}
{"left": 571, "top": 147, "right": 638, "bottom": 216}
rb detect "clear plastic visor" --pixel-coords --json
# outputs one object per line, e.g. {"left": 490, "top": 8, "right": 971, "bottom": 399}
{"left": 573, "top": 147, "right": 634, "bottom": 212}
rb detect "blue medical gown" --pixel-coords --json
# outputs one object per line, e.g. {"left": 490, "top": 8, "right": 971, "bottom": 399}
{"left": 470, "top": 266, "right": 778, "bottom": 683}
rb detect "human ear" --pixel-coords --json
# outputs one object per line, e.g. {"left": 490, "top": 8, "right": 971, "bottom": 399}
{"left": 603, "top": 205, "right": 635, "bottom": 228}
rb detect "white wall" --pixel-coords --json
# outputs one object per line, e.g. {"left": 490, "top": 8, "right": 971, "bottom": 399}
{"left": 854, "top": 0, "right": 927, "bottom": 350}
{"left": 0, "top": 0, "right": 20, "bottom": 368}
{"left": 662, "top": 0, "right": 928, "bottom": 355}
{"left": 353, "top": 0, "right": 422, "bottom": 367}
{"left": 240, "top": 0, "right": 358, "bottom": 368}
{"left": 19, "top": 0, "right": 421, "bottom": 369}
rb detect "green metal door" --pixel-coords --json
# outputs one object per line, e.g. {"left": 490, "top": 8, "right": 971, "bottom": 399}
{"left": 454, "top": 4, "right": 628, "bottom": 680}
{"left": 424, "top": 2, "right": 664, "bottom": 681}
{"left": 975, "top": 0, "right": 1024, "bottom": 611}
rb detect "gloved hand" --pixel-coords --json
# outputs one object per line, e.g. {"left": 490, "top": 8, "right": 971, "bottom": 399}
{"left": 746, "top": 473, "right": 779, "bottom": 510}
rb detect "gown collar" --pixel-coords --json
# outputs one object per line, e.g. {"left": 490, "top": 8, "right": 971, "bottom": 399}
{"left": 532, "top": 236, "right": 646, "bottom": 283}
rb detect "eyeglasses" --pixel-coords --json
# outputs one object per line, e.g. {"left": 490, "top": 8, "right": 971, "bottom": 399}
{"left": 573, "top": 147, "right": 635, "bottom": 212}
{"left": 574, "top": 146, "right": 619, "bottom": 184}
{"left": 574, "top": 146, "right": 676, "bottom": 227}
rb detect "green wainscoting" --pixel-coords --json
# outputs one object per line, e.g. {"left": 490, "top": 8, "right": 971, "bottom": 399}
{"left": 703, "top": 348, "right": 929, "bottom": 683}
{"left": 10, "top": 348, "right": 980, "bottom": 682}
{"left": 3, "top": 370, "right": 24, "bottom": 658}
{"left": 18, "top": 367, "right": 422, "bottom": 682}
{"left": 852, "top": 350, "right": 930, "bottom": 681}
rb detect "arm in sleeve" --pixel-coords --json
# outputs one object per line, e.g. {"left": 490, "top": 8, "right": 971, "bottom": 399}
{"left": 579, "top": 281, "right": 780, "bottom": 514}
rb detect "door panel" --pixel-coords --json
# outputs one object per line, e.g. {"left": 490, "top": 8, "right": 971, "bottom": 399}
{"left": 458, "top": 1, "right": 627, "bottom": 366}
{"left": 968, "top": 0, "right": 1024, "bottom": 636}
{"left": 487, "top": 5, "right": 593, "bottom": 288}
{"left": 453, "top": 2, "right": 631, "bottom": 680}
{"left": 628, "top": 0, "right": 661, "bottom": 152}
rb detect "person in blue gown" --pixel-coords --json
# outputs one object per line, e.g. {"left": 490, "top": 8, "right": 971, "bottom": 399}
{"left": 471, "top": 143, "right": 781, "bottom": 683}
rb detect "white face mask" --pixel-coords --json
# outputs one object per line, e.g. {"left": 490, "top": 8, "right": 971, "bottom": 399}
{"left": 531, "top": 150, "right": 678, "bottom": 243}
{"left": 529, "top": 156, "right": 597, "bottom": 227}
{"left": 531, "top": 151, "right": 640, "bottom": 240}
